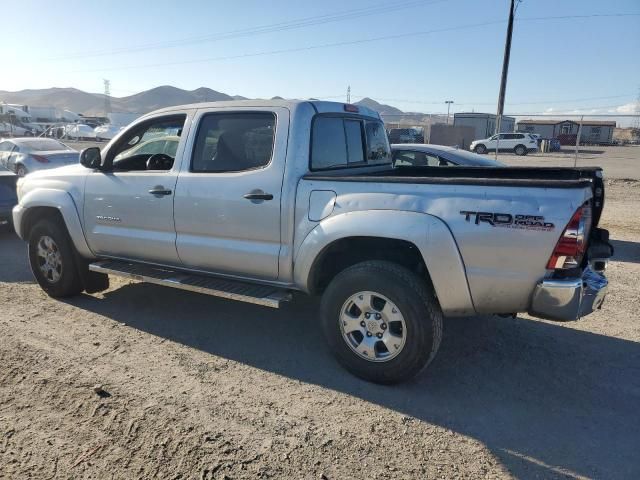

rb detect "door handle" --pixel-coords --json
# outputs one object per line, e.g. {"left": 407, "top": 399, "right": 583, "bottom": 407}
{"left": 243, "top": 191, "right": 273, "bottom": 201}
{"left": 149, "top": 187, "right": 172, "bottom": 196}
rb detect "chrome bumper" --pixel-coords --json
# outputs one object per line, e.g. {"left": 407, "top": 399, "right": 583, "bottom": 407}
{"left": 528, "top": 267, "right": 608, "bottom": 321}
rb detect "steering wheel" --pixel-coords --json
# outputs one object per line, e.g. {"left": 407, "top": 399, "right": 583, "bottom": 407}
{"left": 146, "top": 153, "right": 173, "bottom": 171}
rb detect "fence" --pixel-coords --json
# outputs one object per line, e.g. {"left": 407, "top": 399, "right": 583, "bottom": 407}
{"left": 381, "top": 112, "right": 639, "bottom": 166}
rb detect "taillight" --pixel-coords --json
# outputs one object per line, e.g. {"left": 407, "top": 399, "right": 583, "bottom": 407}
{"left": 546, "top": 204, "right": 592, "bottom": 270}
{"left": 31, "top": 154, "right": 49, "bottom": 163}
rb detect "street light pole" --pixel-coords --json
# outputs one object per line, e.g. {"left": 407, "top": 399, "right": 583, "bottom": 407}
{"left": 445, "top": 100, "right": 454, "bottom": 124}
{"left": 495, "top": 0, "right": 516, "bottom": 137}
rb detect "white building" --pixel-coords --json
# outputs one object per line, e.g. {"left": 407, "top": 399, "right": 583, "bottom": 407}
{"left": 517, "top": 119, "right": 616, "bottom": 144}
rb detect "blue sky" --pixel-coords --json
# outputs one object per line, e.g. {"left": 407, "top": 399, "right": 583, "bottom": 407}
{"left": 4, "top": 0, "right": 639, "bottom": 116}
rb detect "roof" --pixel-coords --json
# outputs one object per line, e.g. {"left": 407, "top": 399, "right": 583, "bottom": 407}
{"left": 518, "top": 119, "right": 616, "bottom": 126}
{"left": 150, "top": 99, "right": 380, "bottom": 119}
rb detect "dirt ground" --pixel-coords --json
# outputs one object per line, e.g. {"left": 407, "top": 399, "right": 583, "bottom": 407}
{"left": 0, "top": 147, "right": 638, "bottom": 479}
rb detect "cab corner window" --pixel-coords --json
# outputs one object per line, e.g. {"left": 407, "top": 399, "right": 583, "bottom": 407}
{"left": 311, "top": 116, "right": 388, "bottom": 170}
{"left": 111, "top": 115, "right": 186, "bottom": 172}
{"left": 191, "top": 112, "right": 276, "bottom": 173}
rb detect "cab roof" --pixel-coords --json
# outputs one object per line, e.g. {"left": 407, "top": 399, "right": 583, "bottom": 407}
{"left": 149, "top": 99, "right": 380, "bottom": 119}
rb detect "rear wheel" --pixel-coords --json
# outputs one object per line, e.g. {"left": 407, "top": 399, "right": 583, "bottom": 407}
{"left": 28, "top": 219, "right": 83, "bottom": 297}
{"left": 16, "top": 165, "right": 27, "bottom": 177}
{"left": 474, "top": 144, "right": 487, "bottom": 154}
{"left": 320, "top": 261, "right": 443, "bottom": 384}
{"left": 514, "top": 144, "right": 527, "bottom": 156}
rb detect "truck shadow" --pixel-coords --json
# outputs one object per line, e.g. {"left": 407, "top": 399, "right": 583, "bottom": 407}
{"left": 68, "top": 284, "right": 640, "bottom": 480}
{"left": 610, "top": 239, "right": 640, "bottom": 264}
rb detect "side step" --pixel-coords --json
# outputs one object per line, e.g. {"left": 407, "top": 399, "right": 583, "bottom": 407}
{"left": 89, "top": 260, "right": 292, "bottom": 308}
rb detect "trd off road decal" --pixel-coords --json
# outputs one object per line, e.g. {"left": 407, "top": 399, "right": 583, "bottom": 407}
{"left": 460, "top": 211, "right": 554, "bottom": 230}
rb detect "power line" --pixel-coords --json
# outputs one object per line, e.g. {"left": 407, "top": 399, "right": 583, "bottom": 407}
{"left": 72, "top": 13, "right": 640, "bottom": 73}
{"left": 49, "top": 0, "right": 445, "bottom": 61}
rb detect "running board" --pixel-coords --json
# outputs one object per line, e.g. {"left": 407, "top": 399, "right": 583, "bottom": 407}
{"left": 89, "top": 260, "right": 292, "bottom": 308}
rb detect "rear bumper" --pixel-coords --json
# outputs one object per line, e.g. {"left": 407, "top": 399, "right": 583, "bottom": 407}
{"left": 528, "top": 267, "right": 608, "bottom": 321}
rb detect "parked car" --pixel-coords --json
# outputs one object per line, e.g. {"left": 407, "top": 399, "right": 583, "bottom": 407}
{"left": 0, "top": 122, "right": 34, "bottom": 137}
{"left": 11, "top": 100, "right": 611, "bottom": 384}
{"left": 392, "top": 144, "right": 506, "bottom": 167}
{"left": 94, "top": 124, "right": 124, "bottom": 141}
{"left": 470, "top": 132, "right": 538, "bottom": 155}
{"left": 388, "top": 127, "right": 424, "bottom": 144}
{"left": 0, "top": 164, "right": 17, "bottom": 230}
{"left": 63, "top": 124, "right": 96, "bottom": 140}
{"left": 0, "top": 138, "right": 78, "bottom": 176}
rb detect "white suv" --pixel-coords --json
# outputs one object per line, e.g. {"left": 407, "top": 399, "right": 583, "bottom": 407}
{"left": 470, "top": 133, "right": 538, "bottom": 156}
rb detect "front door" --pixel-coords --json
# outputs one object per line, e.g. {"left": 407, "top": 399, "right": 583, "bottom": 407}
{"left": 83, "top": 114, "right": 190, "bottom": 265}
{"left": 174, "top": 108, "right": 288, "bottom": 280}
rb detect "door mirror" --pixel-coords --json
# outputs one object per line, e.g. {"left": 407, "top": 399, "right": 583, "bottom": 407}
{"left": 80, "top": 147, "right": 102, "bottom": 169}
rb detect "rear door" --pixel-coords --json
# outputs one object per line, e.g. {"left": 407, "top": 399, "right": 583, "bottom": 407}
{"left": 173, "top": 107, "right": 289, "bottom": 280}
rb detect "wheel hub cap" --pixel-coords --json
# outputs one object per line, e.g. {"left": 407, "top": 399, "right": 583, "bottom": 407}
{"left": 36, "top": 235, "right": 63, "bottom": 283}
{"left": 340, "top": 291, "right": 407, "bottom": 362}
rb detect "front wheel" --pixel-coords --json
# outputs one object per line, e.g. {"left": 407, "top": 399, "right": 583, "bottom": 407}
{"left": 514, "top": 145, "right": 527, "bottom": 156}
{"left": 320, "top": 261, "right": 443, "bottom": 384}
{"left": 28, "top": 219, "right": 83, "bottom": 297}
{"left": 474, "top": 144, "right": 487, "bottom": 154}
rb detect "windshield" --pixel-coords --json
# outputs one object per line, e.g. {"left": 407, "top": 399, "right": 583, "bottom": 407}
{"left": 19, "top": 139, "right": 71, "bottom": 152}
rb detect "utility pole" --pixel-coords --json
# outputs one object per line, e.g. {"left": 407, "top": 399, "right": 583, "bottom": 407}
{"left": 445, "top": 100, "right": 454, "bottom": 124}
{"left": 495, "top": 0, "right": 516, "bottom": 137}
{"left": 347, "top": 85, "right": 351, "bottom": 104}
{"left": 103, "top": 79, "right": 111, "bottom": 118}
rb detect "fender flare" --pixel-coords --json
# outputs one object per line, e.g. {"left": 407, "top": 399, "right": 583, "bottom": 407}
{"left": 13, "top": 188, "right": 94, "bottom": 258}
{"left": 293, "top": 210, "right": 475, "bottom": 316}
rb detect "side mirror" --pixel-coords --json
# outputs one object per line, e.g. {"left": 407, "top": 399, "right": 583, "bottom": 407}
{"left": 80, "top": 147, "right": 102, "bottom": 169}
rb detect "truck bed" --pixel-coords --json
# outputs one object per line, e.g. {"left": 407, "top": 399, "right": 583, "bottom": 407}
{"left": 304, "top": 165, "right": 605, "bottom": 225}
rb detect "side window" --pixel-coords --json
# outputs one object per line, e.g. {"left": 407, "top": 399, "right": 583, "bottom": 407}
{"left": 192, "top": 112, "right": 275, "bottom": 173}
{"left": 111, "top": 115, "right": 185, "bottom": 171}
{"left": 393, "top": 151, "right": 442, "bottom": 167}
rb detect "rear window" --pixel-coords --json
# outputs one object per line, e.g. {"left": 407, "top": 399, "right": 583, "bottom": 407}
{"left": 311, "top": 116, "right": 390, "bottom": 170}
{"left": 19, "top": 139, "right": 70, "bottom": 152}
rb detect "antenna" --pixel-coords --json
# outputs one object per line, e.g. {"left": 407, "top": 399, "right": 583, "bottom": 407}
{"left": 347, "top": 85, "right": 351, "bottom": 104}
{"left": 103, "top": 79, "right": 111, "bottom": 117}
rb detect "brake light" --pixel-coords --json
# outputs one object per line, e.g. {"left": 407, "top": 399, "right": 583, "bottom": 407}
{"left": 546, "top": 204, "right": 592, "bottom": 270}
{"left": 344, "top": 104, "right": 359, "bottom": 113}
{"left": 31, "top": 154, "right": 49, "bottom": 163}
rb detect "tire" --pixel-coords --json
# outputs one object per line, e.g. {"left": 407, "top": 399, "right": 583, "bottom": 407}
{"left": 16, "top": 165, "right": 27, "bottom": 177}
{"left": 474, "top": 144, "right": 487, "bottom": 154}
{"left": 514, "top": 145, "right": 527, "bottom": 156}
{"left": 320, "top": 260, "right": 443, "bottom": 384}
{"left": 28, "top": 218, "right": 83, "bottom": 297}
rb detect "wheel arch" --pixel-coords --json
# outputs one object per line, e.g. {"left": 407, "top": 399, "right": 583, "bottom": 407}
{"left": 15, "top": 189, "right": 93, "bottom": 258}
{"left": 294, "top": 210, "right": 475, "bottom": 316}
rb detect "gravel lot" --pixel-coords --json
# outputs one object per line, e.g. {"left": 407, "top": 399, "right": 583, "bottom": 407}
{"left": 0, "top": 147, "right": 638, "bottom": 479}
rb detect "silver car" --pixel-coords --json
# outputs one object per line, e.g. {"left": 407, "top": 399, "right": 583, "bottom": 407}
{"left": 0, "top": 138, "right": 79, "bottom": 177}
{"left": 392, "top": 143, "right": 506, "bottom": 167}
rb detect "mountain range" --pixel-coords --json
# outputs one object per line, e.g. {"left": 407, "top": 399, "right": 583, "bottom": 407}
{"left": 0, "top": 85, "right": 439, "bottom": 123}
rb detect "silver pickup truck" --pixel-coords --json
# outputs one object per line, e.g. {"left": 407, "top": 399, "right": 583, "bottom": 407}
{"left": 12, "top": 100, "right": 612, "bottom": 384}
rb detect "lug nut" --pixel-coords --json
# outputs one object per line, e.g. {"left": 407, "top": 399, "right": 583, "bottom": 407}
{"left": 366, "top": 332, "right": 372, "bottom": 337}
{"left": 360, "top": 321, "right": 366, "bottom": 327}
{"left": 376, "top": 333, "right": 383, "bottom": 338}
{"left": 375, "top": 313, "right": 381, "bottom": 320}
{"left": 381, "top": 323, "right": 387, "bottom": 330}
{"left": 365, "top": 313, "right": 371, "bottom": 319}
